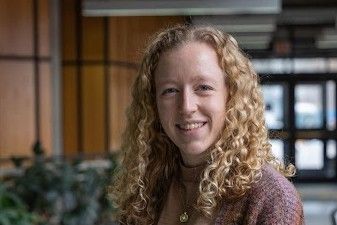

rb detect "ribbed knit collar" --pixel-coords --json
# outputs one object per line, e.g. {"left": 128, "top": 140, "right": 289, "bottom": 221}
{"left": 180, "top": 162, "right": 207, "bottom": 183}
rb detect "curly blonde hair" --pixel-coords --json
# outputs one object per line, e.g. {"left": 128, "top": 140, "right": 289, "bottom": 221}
{"left": 110, "top": 25, "right": 295, "bottom": 224}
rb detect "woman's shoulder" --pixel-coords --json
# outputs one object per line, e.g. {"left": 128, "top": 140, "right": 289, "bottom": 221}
{"left": 215, "top": 164, "right": 305, "bottom": 225}
{"left": 243, "top": 164, "right": 305, "bottom": 224}
{"left": 251, "top": 164, "right": 299, "bottom": 200}
{"left": 214, "top": 164, "right": 305, "bottom": 225}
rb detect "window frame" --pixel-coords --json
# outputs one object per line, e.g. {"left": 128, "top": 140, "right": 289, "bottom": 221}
{"left": 261, "top": 73, "right": 337, "bottom": 183}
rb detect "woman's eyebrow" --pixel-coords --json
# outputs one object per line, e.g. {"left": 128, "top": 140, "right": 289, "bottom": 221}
{"left": 191, "top": 75, "right": 218, "bottom": 83}
{"left": 155, "top": 78, "right": 177, "bottom": 87}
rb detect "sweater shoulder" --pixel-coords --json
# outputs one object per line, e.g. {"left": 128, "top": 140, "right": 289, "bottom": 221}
{"left": 246, "top": 164, "right": 305, "bottom": 225}
{"left": 214, "top": 164, "right": 305, "bottom": 225}
{"left": 252, "top": 164, "right": 298, "bottom": 197}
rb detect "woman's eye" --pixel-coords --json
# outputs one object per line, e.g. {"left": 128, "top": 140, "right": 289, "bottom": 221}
{"left": 162, "top": 88, "right": 178, "bottom": 95}
{"left": 197, "top": 85, "right": 213, "bottom": 91}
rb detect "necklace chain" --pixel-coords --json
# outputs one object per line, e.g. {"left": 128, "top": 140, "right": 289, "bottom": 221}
{"left": 177, "top": 178, "right": 196, "bottom": 223}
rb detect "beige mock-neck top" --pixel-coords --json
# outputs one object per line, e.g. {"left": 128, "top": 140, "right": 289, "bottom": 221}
{"left": 157, "top": 163, "right": 212, "bottom": 225}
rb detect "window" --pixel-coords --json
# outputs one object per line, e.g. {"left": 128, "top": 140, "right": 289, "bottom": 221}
{"left": 259, "top": 61, "right": 337, "bottom": 181}
{"left": 262, "top": 84, "right": 285, "bottom": 129}
{"left": 295, "top": 84, "right": 323, "bottom": 129}
{"left": 270, "top": 139, "right": 284, "bottom": 163}
{"left": 295, "top": 139, "right": 324, "bottom": 170}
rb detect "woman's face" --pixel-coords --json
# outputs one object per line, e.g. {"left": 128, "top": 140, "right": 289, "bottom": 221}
{"left": 155, "top": 42, "right": 228, "bottom": 166}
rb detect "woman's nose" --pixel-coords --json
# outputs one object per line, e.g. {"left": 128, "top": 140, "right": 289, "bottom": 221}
{"left": 178, "top": 90, "right": 197, "bottom": 115}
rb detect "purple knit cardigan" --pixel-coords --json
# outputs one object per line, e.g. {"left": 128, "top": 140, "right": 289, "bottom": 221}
{"left": 214, "top": 165, "right": 305, "bottom": 225}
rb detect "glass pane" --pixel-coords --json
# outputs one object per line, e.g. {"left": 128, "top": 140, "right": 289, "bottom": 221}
{"left": 270, "top": 139, "right": 284, "bottom": 162}
{"left": 295, "top": 139, "right": 324, "bottom": 170}
{"left": 252, "top": 58, "right": 333, "bottom": 74}
{"left": 326, "top": 140, "right": 336, "bottom": 178}
{"left": 262, "top": 84, "right": 284, "bottom": 129}
{"left": 327, "top": 81, "right": 336, "bottom": 130}
{"left": 328, "top": 58, "right": 337, "bottom": 73}
{"left": 252, "top": 58, "right": 293, "bottom": 74}
{"left": 295, "top": 84, "right": 323, "bottom": 129}
{"left": 327, "top": 140, "right": 337, "bottom": 159}
{"left": 293, "top": 58, "right": 326, "bottom": 73}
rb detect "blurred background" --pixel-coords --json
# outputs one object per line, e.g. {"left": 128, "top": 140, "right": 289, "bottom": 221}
{"left": 0, "top": 0, "right": 337, "bottom": 224}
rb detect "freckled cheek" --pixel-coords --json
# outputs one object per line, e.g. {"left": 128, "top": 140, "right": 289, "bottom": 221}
{"left": 157, "top": 100, "right": 172, "bottom": 113}
{"left": 205, "top": 99, "right": 226, "bottom": 111}
{"left": 157, "top": 101, "right": 176, "bottom": 129}
{"left": 205, "top": 101, "right": 227, "bottom": 124}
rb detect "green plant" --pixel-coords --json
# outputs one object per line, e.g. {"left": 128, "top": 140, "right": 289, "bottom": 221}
{"left": 9, "top": 143, "right": 119, "bottom": 225}
{"left": 0, "top": 182, "right": 39, "bottom": 225}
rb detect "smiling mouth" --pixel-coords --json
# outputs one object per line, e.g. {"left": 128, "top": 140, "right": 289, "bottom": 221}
{"left": 176, "top": 122, "right": 207, "bottom": 131}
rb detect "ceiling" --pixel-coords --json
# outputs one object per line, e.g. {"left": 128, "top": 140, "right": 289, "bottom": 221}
{"left": 83, "top": 0, "right": 337, "bottom": 57}
{"left": 191, "top": 0, "right": 337, "bottom": 57}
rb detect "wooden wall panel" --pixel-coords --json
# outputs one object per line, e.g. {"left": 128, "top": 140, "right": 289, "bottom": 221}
{"left": 109, "top": 67, "right": 137, "bottom": 151}
{"left": 0, "top": 0, "right": 33, "bottom": 56}
{"left": 39, "top": 63, "right": 52, "bottom": 155}
{"left": 38, "top": 0, "right": 51, "bottom": 57}
{"left": 0, "top": 62, "right": 35, "bottom": 158}
{"left": 82, "top": 17, "right": 104, "bottom": 61}
{"left": 61, "top": 11, "right": 184, "bottom": 155}
{"left": 62, "top": 66, "right": 78, "bottom": 156}
{"left": 82, "top": 66, "right": 105, "bottom": 154}
{"left": 61, "top": 0, "right": 76, "bottom": 61}
{"left": 0, "top": 0, "right": 53, "bottom": 164}
{"left": 108, "top": 16, "right": 184, "bottom": 63}
{"left": 107, "top": 16, "right": 184, "bottom": 150}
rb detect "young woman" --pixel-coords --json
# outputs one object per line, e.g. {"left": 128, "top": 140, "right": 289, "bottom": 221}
{"left": 110, "top": 25, "right": 305, "bottom": 225}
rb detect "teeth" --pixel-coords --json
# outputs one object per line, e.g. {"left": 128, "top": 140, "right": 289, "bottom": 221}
{"left": 179, "top": 122, "right": 205, "bottom": 130}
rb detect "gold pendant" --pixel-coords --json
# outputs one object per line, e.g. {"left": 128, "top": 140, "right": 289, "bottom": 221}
{"left": 180, "top": 212, "right": 189, "bottom": 223}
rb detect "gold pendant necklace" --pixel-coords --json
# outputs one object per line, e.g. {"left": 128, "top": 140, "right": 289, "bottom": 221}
{"left": 180, "top": 211, "right": 189, "bottom": 223}
{"left": 177, "top": 178, "right": 195, "bottom": 223}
